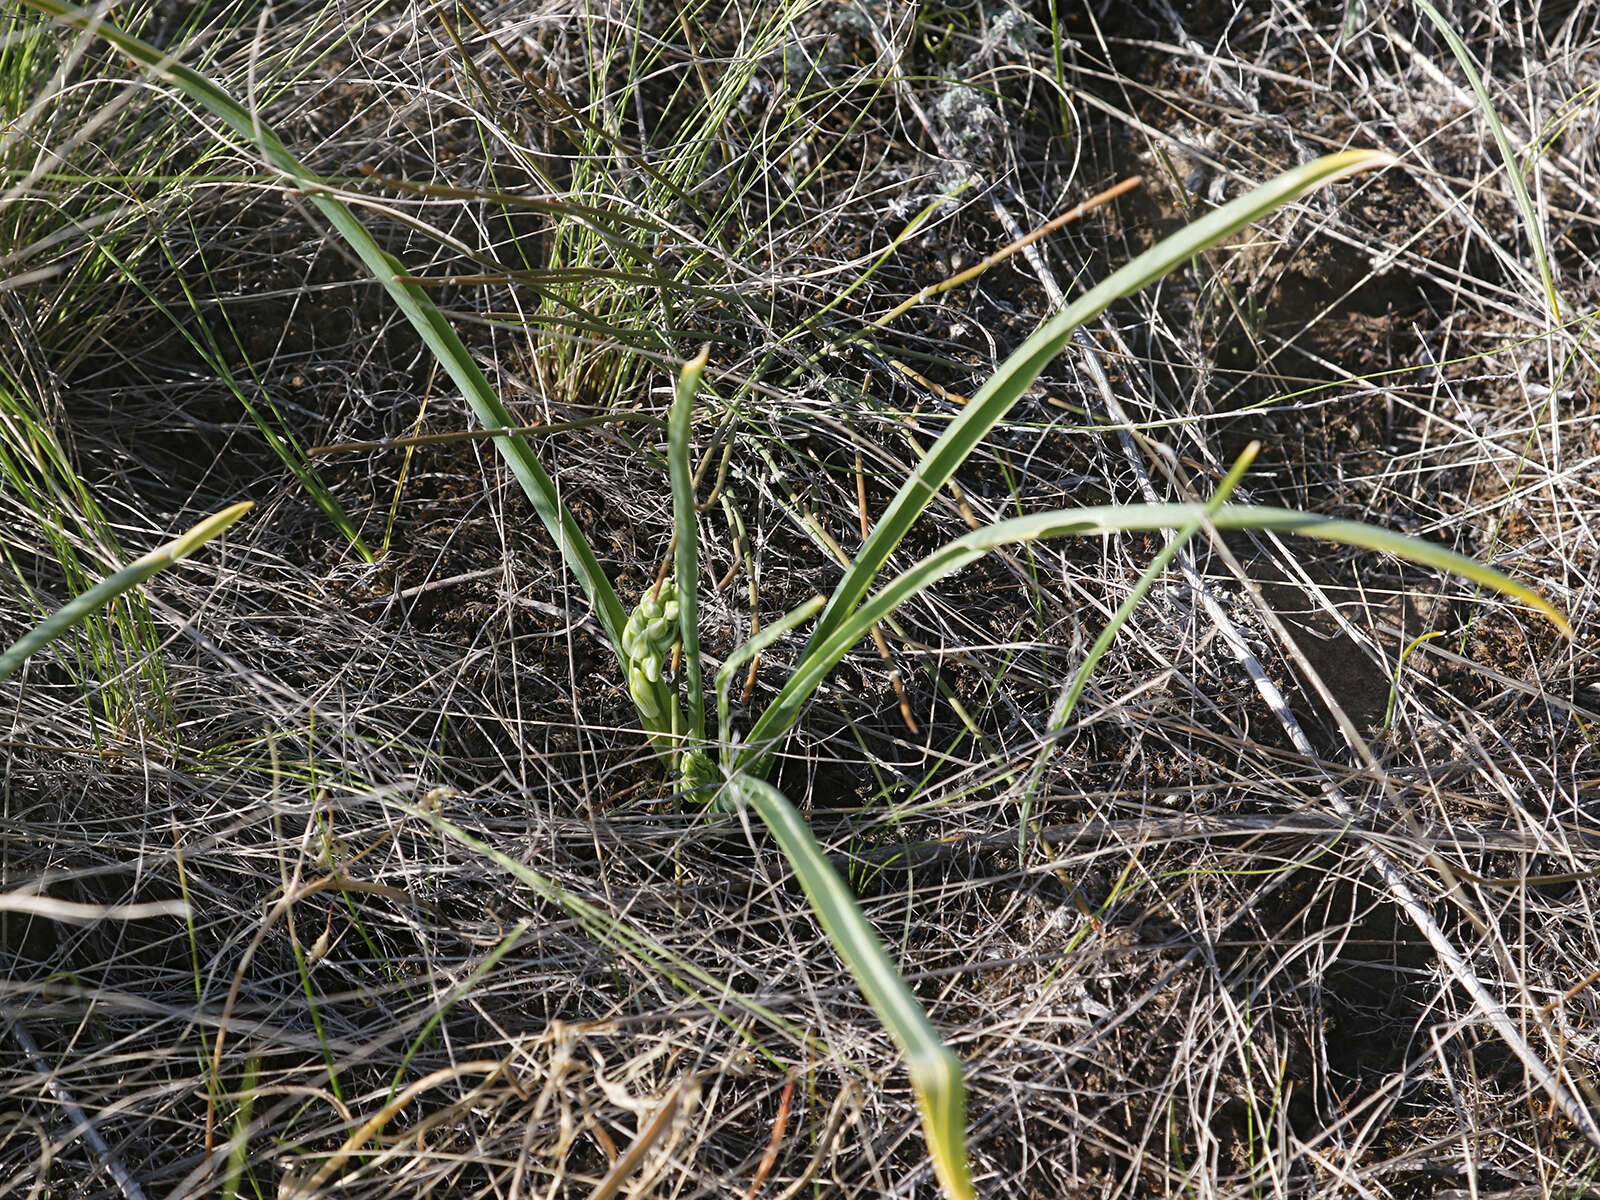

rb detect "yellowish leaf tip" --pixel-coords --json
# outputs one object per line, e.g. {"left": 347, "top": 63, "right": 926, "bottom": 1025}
{"left": 1327, "top": 148, "right": 1401, "bottom": 178}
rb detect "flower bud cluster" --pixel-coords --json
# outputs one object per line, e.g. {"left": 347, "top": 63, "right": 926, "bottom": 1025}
{"left": 622, "top": 580, "right": 680, "bottom": 719}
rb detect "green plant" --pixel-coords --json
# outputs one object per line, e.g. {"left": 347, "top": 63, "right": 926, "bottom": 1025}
{"left": 27, "top": 5, "right": 1579, "bottom": 1192}
{"left": 1, "top": 0, "right": 374, "bottom": 739}
{"left": 0, "top": 501, "right": 251, "bottom": 683}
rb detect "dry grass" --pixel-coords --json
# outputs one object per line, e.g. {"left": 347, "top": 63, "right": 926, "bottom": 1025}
{"left": 5, "top": 0, "right": 1600, "bottom": 1196}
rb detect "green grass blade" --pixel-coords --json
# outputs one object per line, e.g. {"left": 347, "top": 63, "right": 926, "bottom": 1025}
{"left": 737, "top": 502, "right": 1566, "bottom": 770}
{"left": 388, "top": 919, "right": 531, "bottom": 1098}
{"left": 0, "top": 362, "right": 173, "bottom": 723}
{"left": 70, "top": 220, "right": 373, "bottom": 560}
{"left": 1019, "top": 442, "right": 1262, "bottom": 854}
{"left": 1410, "top": 0, "right": 1560, "bottom": 319}
{"left": 21, "top": 0, "right": 629, "bottom": 653}
{"left": 0, "top": 501, "right": 252, "bottom": 684}
{"left": 723, "top": 772, "right": 972, "bottom": 1200}
{"left": 670, "top": 350, "right": 709, "bottom": 743}
{"left": 716, "top": 594, "right": 826, "bottom": 752}
{"left": 800, "top": 150, "right": 1395, "bottom": 677}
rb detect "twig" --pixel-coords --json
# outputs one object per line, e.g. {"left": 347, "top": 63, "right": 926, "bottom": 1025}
{"left": 743, "top": 1074, "right": 795, "bottom": 1200}
{"left": 5, "top": 1016, "right": 149, "bottom": 1200}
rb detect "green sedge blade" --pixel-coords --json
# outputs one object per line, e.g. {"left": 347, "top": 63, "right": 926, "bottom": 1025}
{"left": 1410, "top": 0, "right": 1559, "bottom": 319}
{"left": 1047, "top": 444, "right": 1262, "bottom": 750}
{"left": 1019, "top": 442, "right": 1262, "bottom": 854}
{"left": 399, "top": 798, "right": 814, "bottom": 1056}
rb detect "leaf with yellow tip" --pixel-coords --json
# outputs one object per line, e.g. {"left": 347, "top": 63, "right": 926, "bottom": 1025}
{"left": 723, "top": 773, "right": 973, "bottom": 1200}
{"left": 0, "top": 502, "right": 253, "bottom": 684}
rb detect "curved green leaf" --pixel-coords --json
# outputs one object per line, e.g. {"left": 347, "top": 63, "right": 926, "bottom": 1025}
{"left": 736, "top": 502, "right": 1567, "bottom": 770}
{"left": 724, "top": 772, "right": 972, "bottom": 1200}
{"left": 716, "top": 594, "right": 826, "bottom": 754}
{"left": 801, "top": 151, "right": 1397, "bottom": 680}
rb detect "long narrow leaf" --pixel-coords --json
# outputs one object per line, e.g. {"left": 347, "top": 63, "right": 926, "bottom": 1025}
{"left": 800, "top": 151, "right": 1395, "bottom": 677}
{"left": 22, "top": 0, "right": 629, "bottom": 652}
{"left": 1411, "top": 0, "right": 1560, "bottom": 319}
{"left": 724, "top": 772, "right": 972, "bottom": 1200}
{"left": 716, "top": 594, "right": 825, "bottom": 752}
{"left": 0, "top": 502, "right": 252, "bottom": 684}
{"left": 735, "top": 502, "right": 1567, "bottom": 771}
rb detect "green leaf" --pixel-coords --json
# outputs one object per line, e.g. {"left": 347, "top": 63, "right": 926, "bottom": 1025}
{"left": 716, "top": 594, "right": 826, "bottom": 755}
{"left": 723, "top": 772, "right": 972, "bottom": 1200}
{"left": 670, "top": 350, "right": 709, "bottom": 743}
{"left": 0, "top": 501, "right": 252, "bottom": 684}
{"left": 736, "top": 502, "right": 1567, "bottom": 770}
{"left": 799, "top": 151, "right": 1397, "bottom": 687}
